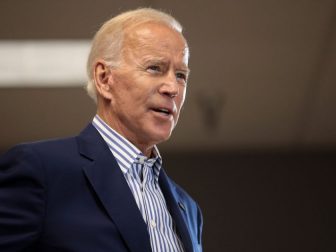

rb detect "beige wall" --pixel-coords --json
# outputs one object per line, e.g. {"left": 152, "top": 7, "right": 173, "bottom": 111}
{"left": 0, "top": 0, "right": 335, "bottom": 152}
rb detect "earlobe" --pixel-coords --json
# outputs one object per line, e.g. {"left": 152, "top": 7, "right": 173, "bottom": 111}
{"left": 94, "top": 60, "right": 113, "bottom": 100}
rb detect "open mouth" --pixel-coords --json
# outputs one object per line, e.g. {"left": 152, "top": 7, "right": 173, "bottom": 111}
{"left": 152, "top": 108, "right": 171, "bottom": 116}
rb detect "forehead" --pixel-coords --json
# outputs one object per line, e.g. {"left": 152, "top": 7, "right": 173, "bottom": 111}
{"left": 123, "top": 22, "right": 189, "bottom": 64}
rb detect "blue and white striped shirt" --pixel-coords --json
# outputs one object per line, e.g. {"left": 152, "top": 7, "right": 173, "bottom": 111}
{"left": 92, "top": 115, "right": 184, "bottom": 252}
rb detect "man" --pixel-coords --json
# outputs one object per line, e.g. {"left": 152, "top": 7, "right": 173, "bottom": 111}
{"left": 0, "top": 8, "right": 203, "bottom": 252}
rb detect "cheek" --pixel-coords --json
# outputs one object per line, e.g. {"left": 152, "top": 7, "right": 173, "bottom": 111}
{"left": 177, "top": 88, "right": 186, "bottom": 109}
{"left": 112, "top": 76, "right": 142, "bottom": 106}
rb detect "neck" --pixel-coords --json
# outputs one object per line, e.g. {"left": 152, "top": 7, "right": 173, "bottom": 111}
{"left": 96, "top": 108, "right": 154, "bottom": 157}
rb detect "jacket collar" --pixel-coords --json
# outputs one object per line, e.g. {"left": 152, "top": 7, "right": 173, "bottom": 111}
{"left": 159, "top": 169, "right": 194, "bottom": 252}
{"left": 77, "top": 123, "right": 194, "bottom": 252}
{"left": 77, "top": 124, "right": 152, "bottom": 252}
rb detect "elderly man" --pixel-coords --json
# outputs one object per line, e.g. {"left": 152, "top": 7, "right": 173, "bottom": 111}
{"left": 0, "top": 8, "right": 202, "bottom": 252}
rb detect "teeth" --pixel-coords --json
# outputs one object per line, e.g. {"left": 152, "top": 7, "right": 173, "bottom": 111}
{"left": 155, "top": 108, "right": 169, "bottom": 114}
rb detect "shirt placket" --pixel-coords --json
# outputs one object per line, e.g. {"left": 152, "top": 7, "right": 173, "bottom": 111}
{"left": 141, "top": 163, "right": 153, "bottom": 224}
{"left": 142, "top": 162, "right": 163, "bottom": 251}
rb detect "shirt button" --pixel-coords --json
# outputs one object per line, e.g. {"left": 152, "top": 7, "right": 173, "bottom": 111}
{"left": 139, "top": 156, "right": 146, "bottom": 164}
{"left": 150, "top": 219, "right": 156, "bottom": 228}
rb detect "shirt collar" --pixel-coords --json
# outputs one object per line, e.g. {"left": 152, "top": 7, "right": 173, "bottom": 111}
{"left": 92, "top": 115, "right": 162, "bottom": 181}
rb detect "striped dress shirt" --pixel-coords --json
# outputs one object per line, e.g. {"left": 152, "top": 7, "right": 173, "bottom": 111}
{"left": 92, "top": 115, "right": 184, "bottom": 252}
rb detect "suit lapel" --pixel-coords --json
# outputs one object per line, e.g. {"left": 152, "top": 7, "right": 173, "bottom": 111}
{"left": 77, "top": 124, "right": 152, "bottom": 252}
{"left": 159, "top": 169, "right": 194, "bottom": 252}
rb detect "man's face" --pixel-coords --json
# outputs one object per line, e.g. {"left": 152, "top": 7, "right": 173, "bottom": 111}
{"left": 105, "top": 22, "right": 189, "bottom": 154}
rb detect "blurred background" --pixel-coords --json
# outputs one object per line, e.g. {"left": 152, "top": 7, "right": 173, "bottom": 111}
{"left": 0, "top": 0, "right": 335, "bottom": 251}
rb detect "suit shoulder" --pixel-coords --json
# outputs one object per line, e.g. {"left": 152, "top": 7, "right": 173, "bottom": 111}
{"left": 24, "top": 136, "right": 77, "bottom": 149}
{"left": 1, "top": 136, "right": 79, "bottom": 164}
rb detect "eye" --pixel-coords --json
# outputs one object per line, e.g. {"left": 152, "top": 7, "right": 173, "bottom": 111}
{"left": 176, "top": 72, "right": 187, "bottom": 82}
{"left": 147, "top": 65, "right": 161, "bottom": 73}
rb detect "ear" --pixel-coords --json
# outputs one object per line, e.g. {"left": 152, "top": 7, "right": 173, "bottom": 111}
{"left": 93, "top": 60, "right": 113, "bottom": 100}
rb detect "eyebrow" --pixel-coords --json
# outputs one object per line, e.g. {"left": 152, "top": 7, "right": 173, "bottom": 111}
{"left": 178, "top": 65, "right": 191, "bottom": 75}
{"left": 142, "top": 57, "right": 190, "bottom": 74}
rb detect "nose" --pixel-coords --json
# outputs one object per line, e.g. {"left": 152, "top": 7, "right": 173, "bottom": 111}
{"left": 159, "top": 72, "right": 179, "bottom": 98}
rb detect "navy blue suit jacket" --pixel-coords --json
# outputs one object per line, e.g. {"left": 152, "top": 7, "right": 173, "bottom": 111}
{"left": 0, "top": 124, "right": 202, "bottom": 252}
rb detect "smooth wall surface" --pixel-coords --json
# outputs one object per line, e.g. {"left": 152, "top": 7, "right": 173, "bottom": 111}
{"left": 0, "top": 0, "right": 336, "bottom": 151}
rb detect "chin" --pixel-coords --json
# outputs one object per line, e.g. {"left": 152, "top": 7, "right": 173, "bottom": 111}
{"left": 149, "top": 128, "right": 173, "bottom": 145}
{"left": 146, "top": 119, "right": 174, "bottom": 140}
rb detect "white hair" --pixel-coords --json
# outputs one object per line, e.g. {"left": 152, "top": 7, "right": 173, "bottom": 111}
{"left": 86, "top": 8, "right": 185, "bottom": 102}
